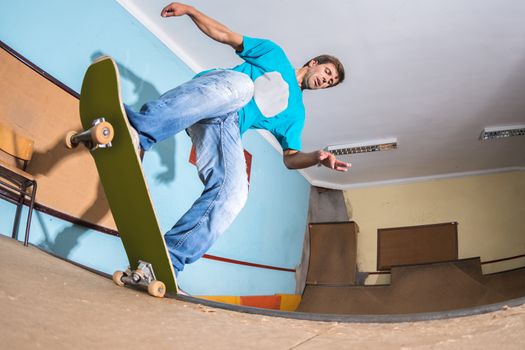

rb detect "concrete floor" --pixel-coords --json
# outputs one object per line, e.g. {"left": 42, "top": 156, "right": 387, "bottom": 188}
{"left": 1, "top": 235, "right": 525, "bottom": 350}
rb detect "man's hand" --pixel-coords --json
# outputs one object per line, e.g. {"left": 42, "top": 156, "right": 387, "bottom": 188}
{"left": 283, "top": 149, "right": 351, "bottom": 172}
{"left": 160, "top": 2, "right": 243, "bottom": 51}
{"left": 318, "top": 150, "right": 351, "bottom": 172}
{"left": 161, "top": 2, "right": 193, "bottom": 18}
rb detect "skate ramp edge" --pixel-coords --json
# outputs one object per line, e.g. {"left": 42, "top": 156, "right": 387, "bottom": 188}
{"left": 3, "top": 234, "right": 523, "bottom": 323}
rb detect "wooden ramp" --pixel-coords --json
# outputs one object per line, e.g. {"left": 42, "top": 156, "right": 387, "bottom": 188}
{"left": 305, "top": 222, "right": 358, "bottom": 285}
{"left": 299, "top": 260, "right": 499, "bottom": 314}
{"left": 297, "top": 221, "right": 525, "bottom": 315}
{"left": 2, "top": 234, "right": 525, "bottom": 349}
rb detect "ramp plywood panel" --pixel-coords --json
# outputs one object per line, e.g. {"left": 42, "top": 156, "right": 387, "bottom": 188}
{"left": 377, "top": 222, "right": 458, "bottom": 270}
{"left": 385, "top": 261, "right": 505, "bottom": 313}
{"left": 0, "top": 46, "right": 115, "bottom": 229}
{"left": 299, "top": 259, "right": 509, "bottom": 315}
{"left": 306, "top": 222, "right": 358, "bottom": 285}
{"left": 485, "top": 268, "right": 525, "bottom": 299}
{"left": 297, "top": 285, "right": 390, "bottom": 314}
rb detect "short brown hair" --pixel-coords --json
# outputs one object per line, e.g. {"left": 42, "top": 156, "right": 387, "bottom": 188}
{"left": 304, "top": 55, "right": 346, "bottom": 86}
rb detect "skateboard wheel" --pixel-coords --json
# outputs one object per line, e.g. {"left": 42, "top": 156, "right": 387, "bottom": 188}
{"left": 91, "top": 121, "right": 114, "bottom": 145}
{"left": 148, "top": 280, "right": 166, "bottom": 298}
{"left": 65, "top": 131, "right": 78, "bottom": 149}
{"left": 112, "top": 271, "right": 125, "bottom": 287}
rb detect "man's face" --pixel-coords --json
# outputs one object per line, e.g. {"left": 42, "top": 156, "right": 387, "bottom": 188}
{"left": 303, "top": 60, "right": 339, "bottom": 90}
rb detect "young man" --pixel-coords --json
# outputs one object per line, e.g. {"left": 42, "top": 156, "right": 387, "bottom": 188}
{"left": 125, "top": 2, "right": 350, "bottom": 274}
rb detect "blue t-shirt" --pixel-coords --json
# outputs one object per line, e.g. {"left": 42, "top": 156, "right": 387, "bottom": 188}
{"left": 197, "top": 36, "right": 305, "bottom": 151}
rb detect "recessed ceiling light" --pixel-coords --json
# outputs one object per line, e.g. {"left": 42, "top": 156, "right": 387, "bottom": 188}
{"left": 480, "top": 125, "right": 525, "bottom": 141}
{"left": 326, "top": 138, "right": 398, "bottom": 155}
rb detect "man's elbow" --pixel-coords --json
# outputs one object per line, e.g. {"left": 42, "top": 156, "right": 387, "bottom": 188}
{"left": 284, "top": 157, "right": 305, "bottom": 170}
{"left": 283, "top": 157, "right": 295, "bottom": 170}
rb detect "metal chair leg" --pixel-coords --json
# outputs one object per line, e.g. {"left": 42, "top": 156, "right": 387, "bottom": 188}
{"left": 24, "top": 181, "right": 37, "bottom": 247}
{"left": 11, "top": 184, "right": 26, "bottom": 241}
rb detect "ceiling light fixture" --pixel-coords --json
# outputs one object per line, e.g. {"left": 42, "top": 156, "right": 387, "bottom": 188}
{"left": 480, "top": 125, "right": 525, "bottom": 141}
{"left": 326, "top": 138, "right": 398, "bottom": 156}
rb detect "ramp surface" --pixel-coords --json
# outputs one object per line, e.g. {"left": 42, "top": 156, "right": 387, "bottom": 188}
{"left": 2, "top": 235, "right": 525, "bottom": 349}
{"left": 298, "top": 260, "right": 512, "bottom": 314}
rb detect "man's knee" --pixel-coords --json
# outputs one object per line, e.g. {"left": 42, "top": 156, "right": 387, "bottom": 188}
{"left": 224, "top": 174, "right": 249, "bottom": 217}
{"left": 231, "top": 179, "right": 249, "bottom": 213}
{"left": 225, "top": 71, "right": 254, "bottom": 108}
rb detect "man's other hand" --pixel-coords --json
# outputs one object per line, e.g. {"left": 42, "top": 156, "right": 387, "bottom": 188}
{"left": 318, "top": 150, "right": 351, "bottom": 172}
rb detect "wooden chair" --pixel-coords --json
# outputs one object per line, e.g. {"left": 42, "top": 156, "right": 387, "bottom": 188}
{"left": 0, "top": 123, "right": 37, "bottom": 246}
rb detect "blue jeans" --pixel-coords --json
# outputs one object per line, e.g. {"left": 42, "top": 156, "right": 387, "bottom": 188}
{"left": 125, "top": 70, "right": 254, "bottom": 273}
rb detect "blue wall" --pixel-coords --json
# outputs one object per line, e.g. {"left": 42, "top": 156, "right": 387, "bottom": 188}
{"left": 0, "top": 0, "right": 310, "bottom": 295}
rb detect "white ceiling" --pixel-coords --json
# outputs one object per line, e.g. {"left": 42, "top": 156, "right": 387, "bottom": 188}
{"left": 118, "top": 0, "right": 525, "bottom": 189}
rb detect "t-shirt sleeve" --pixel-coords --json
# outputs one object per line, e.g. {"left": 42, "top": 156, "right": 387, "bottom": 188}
{"left": 273, "top": 118, "right": 304, "bottom": 151}
{"left": 237, "top": 36, "right": 283, "bottom": 66}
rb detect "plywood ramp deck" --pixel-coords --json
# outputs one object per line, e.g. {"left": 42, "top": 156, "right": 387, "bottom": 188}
{"left": 2, "top": 235, "right": 525, "bottom": 350}
{"left": 298, "top": 259, "right": 525, "bottom": 315}
{"left": 299, "top": 260, "right": 507, "bottom": 314}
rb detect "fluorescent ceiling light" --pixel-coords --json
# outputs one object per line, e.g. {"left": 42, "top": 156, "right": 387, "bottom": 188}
{"left": 480, "top": 125, "right": 525, "bottom": 141}
{"left": 326, "top": 138, "right": 398, "bottom": 155}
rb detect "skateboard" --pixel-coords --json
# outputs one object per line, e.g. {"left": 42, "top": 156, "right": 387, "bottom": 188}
{"left": 66, "top": 56, "right": 178, "bottom": 297}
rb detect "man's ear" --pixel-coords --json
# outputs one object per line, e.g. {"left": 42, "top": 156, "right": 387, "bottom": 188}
{"left": 308, "top": 59, "right": 318, "bottom": 67}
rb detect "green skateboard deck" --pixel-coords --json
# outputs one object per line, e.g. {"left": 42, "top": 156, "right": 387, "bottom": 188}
{"left": 68, "top": 56, "right": 178, "bottom": 297}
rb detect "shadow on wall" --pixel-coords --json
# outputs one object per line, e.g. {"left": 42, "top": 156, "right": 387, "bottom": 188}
{"left": 28, "top": 135, "right": 111, "bottom": 257}
{"left": 25, "top": 52, "right": 182, "bottom": 258}
{"left": 35, "top": 184, "right": 107, "bottom": 257}
{"left": 91, "top": 51, "right": 177, "bottom": 184}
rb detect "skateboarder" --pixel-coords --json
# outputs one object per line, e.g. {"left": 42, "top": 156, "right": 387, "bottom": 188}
{"left": 125, "top": 2, "right": 351, "bottom": 275}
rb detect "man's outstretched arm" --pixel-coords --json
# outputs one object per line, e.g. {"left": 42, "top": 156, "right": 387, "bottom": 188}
{"left": 161, "top": 2, "right": 244, "bottom": 52}
{"left": 283, "top": 149, "right": 351, "bottom": 172}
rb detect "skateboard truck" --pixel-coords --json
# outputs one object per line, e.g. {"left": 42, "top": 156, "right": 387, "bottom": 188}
{"left": 65, "top": 118, "right": 114, "bottom": 151}
{"left": 112, "top": 261, "right": 167, "bottom": 298}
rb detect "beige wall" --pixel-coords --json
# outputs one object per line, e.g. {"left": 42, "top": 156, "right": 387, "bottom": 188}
{"left": 344, "top": 171, "right": 525, "bottom": 284}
